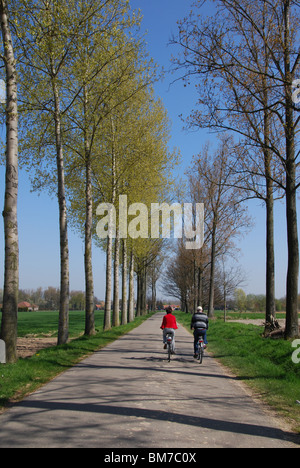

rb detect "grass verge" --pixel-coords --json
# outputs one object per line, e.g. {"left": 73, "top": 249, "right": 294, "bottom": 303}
{"left": 174, "top": 311, "right": 300, "bottom": 434}
{"left": 0, "top": 312, "right": 155, "bottom": 411}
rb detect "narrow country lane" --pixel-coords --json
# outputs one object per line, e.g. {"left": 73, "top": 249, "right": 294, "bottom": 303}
{"left": 0, "top": 313, "right": 299, "bottom": 448}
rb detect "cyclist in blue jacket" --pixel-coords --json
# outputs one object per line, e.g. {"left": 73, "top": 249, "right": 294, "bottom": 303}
{"left": 191, "top": 306, "right": 209, "bottom": 358}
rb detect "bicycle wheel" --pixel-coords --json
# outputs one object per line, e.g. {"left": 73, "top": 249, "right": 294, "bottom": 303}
{"left": 167, "top": 342, "right": 171, "bottom": 362}
{"left": 198, "top": 347, "right": 203, "bottom": 364}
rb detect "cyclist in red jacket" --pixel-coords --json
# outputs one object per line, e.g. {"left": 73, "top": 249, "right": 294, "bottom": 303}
{"left": 160, "top": 306, "right": 178, "bottom": 350}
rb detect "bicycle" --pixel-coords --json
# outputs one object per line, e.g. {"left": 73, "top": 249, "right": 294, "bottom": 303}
{"left": 166, "top": 332, "right": 175, "bottom": 362}
{"left": 197, "top": 336, "right": 205, "bottom": 364}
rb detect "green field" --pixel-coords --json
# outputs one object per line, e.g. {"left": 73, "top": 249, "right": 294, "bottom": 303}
{"left": 175, "top": 310, "right": 300, "bottom": 434}
{"left": 17, "top": 310, "right": 106, "bottom": 338}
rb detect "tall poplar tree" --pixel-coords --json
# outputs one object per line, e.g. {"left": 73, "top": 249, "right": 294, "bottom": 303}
{"left": 65, "top": 11, "right": 157, "bottom": 332}
{"left": 0, "top": 0, "right": 19, "bottom": 363}
{"left": 11, "top": 0, "right": 103, "bottom": 344}
{"left": 65, "top": 0, "right": 141, "bottom": 335}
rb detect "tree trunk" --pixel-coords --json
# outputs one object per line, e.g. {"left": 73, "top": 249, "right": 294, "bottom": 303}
{"left": 128, "top": 251, "right": 135, "bottom": 322}
{"left": 52, "top": 77, "right": 69, "bottom": 346}
{"left": 84, "top": 148, "right": 95, "bottom": 335}
{"left": 141, "top": 263, "right": 147, "bottom": 315}
{"left": 208, "top": 216, "right": 217, "bottom": 317}
{"left": 261, "top": 37, "right": 276, "bottom": 327}
{"left": 0, "top": 0, "right": 19, "bottom": 363}
{"left": 265, "top": 181, "right": 276, "bottom": 323}
{"left": 83, "top": 86, "right": 95, "bottom": 336}
{"left": 197, "top": 266, "right": 203, "bottom": 308}
{"left": 113, "top": 229, "right": 120, "bottom": 327}
{"left": 104, "top": 117, "right": 117, "bottom": 331}
{"left": 285, "top": 158, "right": 299, "bottom": 338}
{"left": 223, "top": 290, "right": 227, "bottom": 323}
{"left": 185, "top": 294, "right": 189, "bottom": 313}
{"left": 104, "top": 234, "right": 112, "bottom": 330}
{"left": 136, "top": 270, "right": 141, "bottom": 317}
{"left": 193, "top": 258, "right": 197, "bottom": 313}
{"left": 151, "top": 277, "right": 157, "bottom": 311}
{"left": 284, "top": 0, "right": 299, "bottom": 339}
{"left": 121, "top": 239, "right": 127, "bottom": 325}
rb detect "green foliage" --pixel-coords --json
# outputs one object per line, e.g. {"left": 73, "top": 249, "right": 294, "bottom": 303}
{"left": 234, "top": 288, "right": 247, "bottom": 312}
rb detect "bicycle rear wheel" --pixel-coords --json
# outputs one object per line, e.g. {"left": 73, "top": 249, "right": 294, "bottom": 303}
{"left": 198, "top": 347, "right": 203, "bottom": 364}
{"left": 167, "top": 343, "right": 171, "bottom": 362}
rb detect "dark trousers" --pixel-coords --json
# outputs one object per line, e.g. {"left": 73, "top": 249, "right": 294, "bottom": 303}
{"left": 194, "top": 328, "right": 208, "bottom": 353}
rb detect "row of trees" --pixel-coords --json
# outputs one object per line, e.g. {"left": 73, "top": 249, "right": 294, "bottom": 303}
{"left": 15, "top": 288, "right": 95, "bottom": 311}
{"left": 0, "top": 0, "right": 177, "bottom": 362}
{"left": 171, "top": 0, "right": 300, "bottom": 338}
{"left": 234, "top": 289, "right": 291, "bottom": 313}
{"left": 162, "top": 136, "right": 250, "bottom": 318}
{"left": 2, "top": 283, "right": 293, "bottom": 314}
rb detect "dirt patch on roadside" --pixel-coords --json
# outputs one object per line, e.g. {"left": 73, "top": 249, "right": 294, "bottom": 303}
{"left": 17, "top": 336, "right": 57, "bottom": 359}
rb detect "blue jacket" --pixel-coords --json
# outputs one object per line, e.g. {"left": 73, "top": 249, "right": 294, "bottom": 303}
{"left": 191, "top": 312, "right": 209, "bottom": 330}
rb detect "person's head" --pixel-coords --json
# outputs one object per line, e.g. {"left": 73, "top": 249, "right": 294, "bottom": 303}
{"left": 196, "top": 306, "right": 203, "bottom": 314}
{"left": 166, "top": 306, "right": 173, "bottom": 314}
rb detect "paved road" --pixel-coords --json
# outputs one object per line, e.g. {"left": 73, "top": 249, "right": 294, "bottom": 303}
{"left": 0, "top": 313, "right": 299, "bottom": 448}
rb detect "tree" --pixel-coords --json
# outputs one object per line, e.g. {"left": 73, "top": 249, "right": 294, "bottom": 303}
{"left": 148, "top": 253, "right": 165, "bottom": 311}
{"left": 0, "top": 0, "right": 19, "bottom": 363}
{"left": 220, "top": 257, "right": 246, "bottom": 321}
{"left": 44, "top": 287, "right": 60, "bottom": 310}
{"left": 220, "top": 1, "right": 295, "bottom": 334}
{"left": 234, "top": 289, "right": 247, "bottom": 313}
{"left": 127, "top": 248, "right": 135, "bottom": 322}
{"left": 91, "top": 80, "right": 177, "bottom": 327}
{"left": 172, "top": 0, "right": 300, "bottom": 337}
{"left": 65, "top": 0, "right": 142, "bottom": 335}
{"left": 188, "top": 136, "right": 251, "bottom": 317}
{"left": 121, "top": 239, "right": 128, "bottom": 324}
{"left": 162, "top": 240, "right": 197, "bottom": 313}
{"left": 66, "top": 20, "right": 161, "bottom": 331}
{"left": 12, "top": 0, "right": 85, "bottom": 344}
{"left": 11, "top": 0, "right": 139, "bottom": 340}
{"left": 70, "top": 291, "right": 85, "bottom": 311}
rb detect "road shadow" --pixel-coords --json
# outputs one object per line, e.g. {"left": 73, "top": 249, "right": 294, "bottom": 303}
{"left": 73, "top": 361, "right": 235, "bottom": 381}
{"left": 16, "top": 398, "right": 300, "bottom": 446}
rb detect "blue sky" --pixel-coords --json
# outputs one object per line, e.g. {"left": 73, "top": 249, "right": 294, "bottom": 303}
{"left": 0, "top": 0, "right": 298, "bottom": 301}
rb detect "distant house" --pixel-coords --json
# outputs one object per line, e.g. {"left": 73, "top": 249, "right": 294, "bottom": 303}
{"left": 163, "top": 304, "right": 181, "bottom": 311}
{"left": 18, "top": 302, "right": 39, "bottom": 312}
{"left": 96, "top": 302, "right": 105, "bottom": 310}
{"left": 0, "top": 302, "right": 39, "bottom": 312}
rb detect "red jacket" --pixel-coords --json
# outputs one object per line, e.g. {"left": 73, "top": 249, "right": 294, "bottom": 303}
{"left": 161, "top": 313, "right": 178, "bottom": 330}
